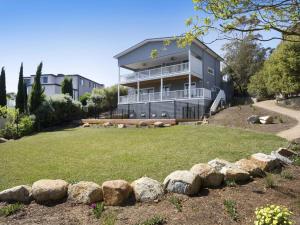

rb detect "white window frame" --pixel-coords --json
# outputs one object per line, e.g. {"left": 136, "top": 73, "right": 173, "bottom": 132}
{"left": 208, "top": 67, "right": 215, "bottom": 76}
{"left": 42, "top": 76, "right": 48, "bottom": 84}
{"left": 184, "top": 82, "right": 196, "bottom": 97}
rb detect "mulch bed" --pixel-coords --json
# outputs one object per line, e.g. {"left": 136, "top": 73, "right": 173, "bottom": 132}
{"left": 209, "top": 105, "right": 298, "bottom": 134}
{"left": 1, "top": 166, "right": 300, "bottom": 225}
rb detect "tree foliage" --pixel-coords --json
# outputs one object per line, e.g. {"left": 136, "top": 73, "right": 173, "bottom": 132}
{"left": 248, "top": 37, "right": 300, "bottom": 98}
{"left": 222, "top": 35, "right": 269, "bottom": 96}
{"left": 0, "top": 67, "right": 7, "bottom": 107}
{"left": 29, "top": 62, "right": 45, "bottom": 113}
{"left": 182, "top": 0, "right": 300, "bottom": 45}
{"left": 79, "top": 92, "right": 91, "bottom": 106}
{"left": 16, "top": 63, "right": 25, "bottom": 113}
{"left": 61, "top": 77, "right": 73, "bottom": 97}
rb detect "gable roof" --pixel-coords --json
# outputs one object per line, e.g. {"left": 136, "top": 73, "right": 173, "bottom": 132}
{"left": 113, "top": 36, "right": 223, "bottom": 61}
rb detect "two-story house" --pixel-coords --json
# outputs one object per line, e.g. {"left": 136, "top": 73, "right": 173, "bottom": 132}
{"left": 24, "top": 74, "right": 104, "bottom": 101}
{"left": 114, "top": 37, "right": 226, "bottom": 120}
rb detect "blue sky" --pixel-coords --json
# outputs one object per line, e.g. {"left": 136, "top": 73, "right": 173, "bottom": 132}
{"left": 0, "top": 0, "right": 280, "bottom": 92}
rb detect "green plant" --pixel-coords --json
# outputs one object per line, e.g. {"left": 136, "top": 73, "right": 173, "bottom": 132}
{"left": 292, "top": 157, "right": 300, "bottom": 166}
{"left": 225, "top": 179, "right": 237, "bottom": 187}
{"left": 265, "top": 174, "right": 277, "bottom": 188}
{"left": 135, "top": 215, "right": 166, "bottom": 225}
{"left": 223, "top": 199, "right": 239, "bottom": 221}
{"left": 91, "top": 202, "right": 104, "bottom": 219}
{"left": 254, "top": 205, "right": 294, "bottom": 225}
{"left": 168, "top": 196, "right": 182, "bottom": 212}
{"left": 19, "top": 115, "right": 35, "bottom": 136}
{"left": 280, "top": 171, "right": 294, "bottom": 180}
{"left": 0, "top": 203, "right": 23, "bottom": 217}
{"left": 102, "top": 213, "right": 117, "bottom": 225}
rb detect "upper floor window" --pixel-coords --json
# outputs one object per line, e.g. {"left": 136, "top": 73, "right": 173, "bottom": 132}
{"left": 24, "top": 79, "right": 31, "bottom": 86}
{"left": 42, "top": 77, "right": 48, "bottom": 83}
{"left": 81, "top": 79, "right": 84, "bottom": 86}
{"left": 208, "top": 67, "right": 215, "bottom": 76}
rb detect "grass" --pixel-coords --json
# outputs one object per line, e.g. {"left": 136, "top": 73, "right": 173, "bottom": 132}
{"left": 0, "top": 125, "right": 287, "bottom": 190}
{"left": 223, "top": 199, "right": 239, "bottom": 221}
{"left": 168, "top": 196, "right": 182, "bottom": 212}
{"left": 265, "top": 173, "right": 277, "bottom": 188}
{"left": 280, "top": 170, "right": 294, "bottom": 180}
{"left": 135, "top": 216, "right": 166, "bottom": 225}
{"left": 91, "top": 202, "right": 105, "bottom": 219}
{"left": 102, "top": 213, "right": 117, "bottom": 225}
{"left": 0, "top": 203, "right": 23, "bottom": 217}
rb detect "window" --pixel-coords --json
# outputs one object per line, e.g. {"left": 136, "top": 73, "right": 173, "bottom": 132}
{"left": 81, "top": 79, "right": 84, "bottom": 86}
{"left": 42, "top": 76, "right": 48, "bottom": 83}
{"left": 184, "top": 82, "right": 196, "bottom": 97}
{"left": 24, "top": 79, "right": 31, "bottom": 86}
{"left": 208, "top": 67, "right": 215, "bottom": 76}
{"left": 140, "top": 87, "right": 154, "bottom": 94}
{"left": 89, "top": 82, "right": 92, "bottom": 88}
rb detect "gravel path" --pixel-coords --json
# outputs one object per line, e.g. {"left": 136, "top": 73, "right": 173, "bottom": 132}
{"left": 254, "top": 100, "right": 300, "bottom": 141}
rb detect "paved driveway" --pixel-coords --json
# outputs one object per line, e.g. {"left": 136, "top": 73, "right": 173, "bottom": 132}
{"left": 254, "top": 100, "right": 300, "bottom": 141}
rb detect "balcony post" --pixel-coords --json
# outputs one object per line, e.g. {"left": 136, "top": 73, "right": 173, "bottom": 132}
{"left": 118, "top": 66, "right": 120, "bottom": 104}
{"left": 160, "top": 78, "right": 163, "bottom": 101}
{"left": 137, "top": 81, "right": 140, "bottom": 102}
{"left": 188, "top": 48, "right": 192, "bottom": 99}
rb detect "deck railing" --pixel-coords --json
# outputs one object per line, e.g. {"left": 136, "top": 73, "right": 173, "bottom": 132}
{"left": 120, "top": 62, "right": 189, "bottom": 83}
{"left": 119, "top": 88, "right": 211, "bottom": 104}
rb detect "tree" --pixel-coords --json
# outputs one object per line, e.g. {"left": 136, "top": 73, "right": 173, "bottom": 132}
{"left": 61, "top": 77, "right": 73, "bottom": 97}
{"left": 29, "top": 62, "right": 44, "bottom": 113}
{"left": 248, "top": 36, "right": 300, "bottom": 98}
{"left": 16, "top": 63, "right": 25, "bottom": 113}
{"left": 23, "top": 83, "right": 28, "bottom": 113}
{"left": 182, "top": 0, "right": 300, "bottom": 45}
{"left": 79, "top": 92, "right": 91, "bottom": 106}
{"left": 222, "top": 35, "right": 269, "bottom": 96}
{"left": 0, "top": 67, "right": 7, "bottom": 107}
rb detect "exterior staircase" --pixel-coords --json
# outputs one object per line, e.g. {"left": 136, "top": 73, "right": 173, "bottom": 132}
{"left": 210, "top": 89, "right": 226, "bottom": 114}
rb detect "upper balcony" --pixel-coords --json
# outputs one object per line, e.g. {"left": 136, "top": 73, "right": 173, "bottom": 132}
{"left": 120, "top": 62, "right": 189, "bottom": 84}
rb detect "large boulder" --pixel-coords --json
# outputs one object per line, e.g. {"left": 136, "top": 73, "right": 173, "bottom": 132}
{"left": 82, "top": 123, "right": 90, "bottom": 128}
{"left": 276, "top": 148, "right": 298, "bottom": 158}
{"left": 0, "top": 185, "right": 32, "bottom": 203}
{"left": 102, "top": 180, "right": 132, "bottom": 206}
{"left": 163, "top": 170, "right": 201, "bottom": 195}
{"left": 234, "top": 159, "right": 265, "bottom": 177}
{"left": 208, "top": 158, "right": 232, "bottom": 171}
{"left": 259, "top": 116, "right": 273, "bottom": 124}
{"left": 154, "top": 121, "right": 164, "bottom": 128}
{"left": 32, "top": 179, "right": 69, "bottom": 203}
{"left": 103, "top": 122, "right": 113, "bottom": 127}
{"left": 271, "top": 151, "right": 292, "bottom": 165}
{"left": 68, "top": 181, "right": 103, "bottom": 204}
{"left": 190, "top": 163, "right": 224, "bottom": 188}
{"left": 0, "top": 137, "right": 8, "bottom": 143}
{"left": 117, "top": 124, "right": 126, "bottom": 129}
{"left": 247, "top": 115, "right": 260, "bottom": 124}
{"left": 138, "top": 121, "right": 148, "bottom": 127}
{"left": 250, "top": 153, "right": 281, "bottom": 172}
{"left": 131, "top": 177, "right": 164, "bottom": 202}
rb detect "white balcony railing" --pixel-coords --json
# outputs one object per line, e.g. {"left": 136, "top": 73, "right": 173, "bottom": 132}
{"left": 120, "top": 62, "right": 189, "bottom": 83}
{"left": 119, "top": 88, "right": 211, "bottom": 104}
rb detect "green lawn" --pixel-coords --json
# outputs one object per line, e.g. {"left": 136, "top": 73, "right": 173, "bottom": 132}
{"left": 0, "top": 125, "right": 287, "bottom": 190}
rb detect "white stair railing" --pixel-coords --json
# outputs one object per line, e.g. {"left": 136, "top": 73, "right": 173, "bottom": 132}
{"left": 210, "top": 89, "right": 226, "bottom": 113}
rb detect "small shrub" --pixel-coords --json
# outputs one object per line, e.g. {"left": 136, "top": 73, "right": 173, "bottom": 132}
{"left": 0, "top": 203, "right": 23, "bottom": 217}
{"left": 19, "top": 115, "right": 35, "bottom": 136}
{"left": 102, "top": 213, "right": 117, "bottom": 225}
{"left": 280, "top": 171, "right": 294, "bottom": 180}
{"left": 254, "top": 205, "right": 294, "bottom": 225}
{"left": 91, "top": 202, "right": 104, "bottom": 219}
{"left": 225, "top": 179, "right": 237, "bottom": 187}
{"left": 265, "top": 174, "right": 277, "bottom": 188}
{"left": 135, "top": 216, "right": 166, "bottom": 225}
{"left": 168, "top": 196, "right": 182, "bottom": 212}
{"left": 223, "top": 199, "right": 239, "bottom": 221}
{"left": 292, "top": 157, "right": 300, "bottom": 166}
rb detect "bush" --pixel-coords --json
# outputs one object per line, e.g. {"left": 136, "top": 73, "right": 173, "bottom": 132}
{"left": 0, "top": 203, "right": 23, "bottom": 217}
{"left": 19, "top": 115, "right": 35, "bottom": 136}
{"left": 254, "top": 205, "right": 294, "bottom": 225}
{"left": 35, "top": 94, "right": 82, "bottom": 128}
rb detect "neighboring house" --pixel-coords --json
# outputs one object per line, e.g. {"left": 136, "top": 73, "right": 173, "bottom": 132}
{"left": 7, "top": 92, "right": 16, "bottom": 108}
{"left": 24, "top": 74, "right": 104, "bottom": 100}
{"left": 114, "top": 36, "right": 226, "bottom": 120}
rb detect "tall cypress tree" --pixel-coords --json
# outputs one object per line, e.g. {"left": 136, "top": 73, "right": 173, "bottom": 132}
{"left": 29, "top": 62, "right": 44, "bottom": 113}
{"left": 23, "top": 83, "right": 28, "bottom": 113}
{"left": 61, "top": 77, "right": 73, "bottom": 97}
{"left": 0, "top": 67, "right": 7, "bottom": 107}
{"left": 16, "top": 63, "right": 25, "bottom": 113}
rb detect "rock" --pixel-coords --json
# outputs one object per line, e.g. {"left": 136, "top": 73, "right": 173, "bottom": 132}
{"left": 102, "top": 180, "right": 132, "bottom": 206}
{"left": 32, "top": 179, "right": 69, "bottom": 202}
{"left": 0, "top": 185, "right": 32, "bottom": 203}
{"left": 220, "top": 166, "right": 250, "bottom": 182}
{"left": 190, "top": 163, "right": 224, "bottom": 188}
{"left": 0, "top": 137, "right": 8, "bottom": 143}
{"left": 259, "top": 116, "right": 273, "bottom": 124}
{"left": 202, "top": 118, "right": 209, "bottom": 124}
{"left": 164, "top": 124, "right": 171, "bottom": 127}
{"left": 250, "top": 153, "right": 281, "bottom": 172}
{"left": 247, "top": 115, "right": 260, "bottom": 124}
{"left": 82, "top": 123, "right": 90, "bottom": 128}
{"left": 117, "top": 124, "right": 126, "bottom": 129}
{"left": 131, "top": 177, "right": 164, "bottom": 202}
{"left": 195, "top": 121, "right": 202, "bottom": 125}
{"left": 235, "top": 159, "right": 265, "bottom": 177}
{"left": 103, "top": 122, "right": 113, "bottom": 127}
{"left": 271, "top": 151, "right": 292, "bottom": 165}
{"left": 154, "top": 121, "right": 164, "bottom": 128}
{"left": 276, "top": 148, "right": 298, "bottom": 158}
{"left": 163, "top": 170, "right": 201, "bottom": 195}
{"left": 208, "top": 158, "right": 232, "bottom": 171}
{"left": 68, "top": 181, "right": 103, "bottom": 204}
{"left": 138, "top": 121, "right": 148, "bottom": 127}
